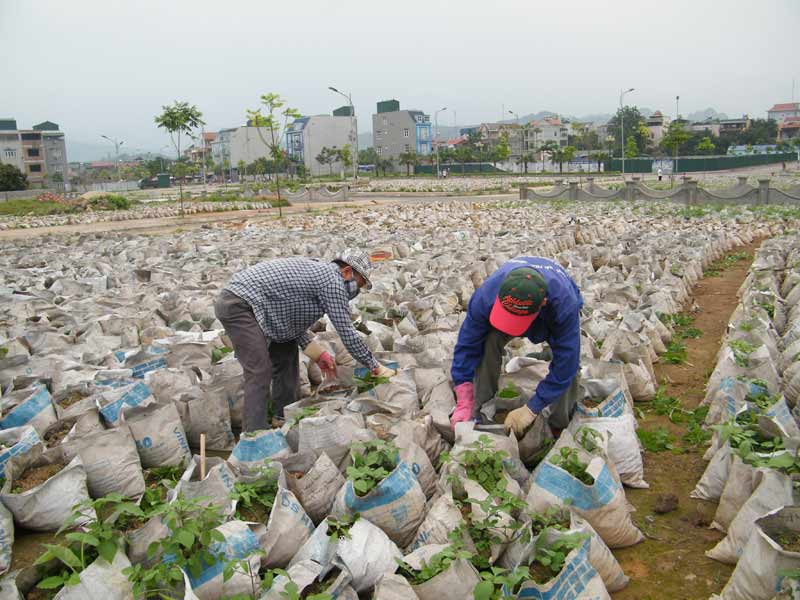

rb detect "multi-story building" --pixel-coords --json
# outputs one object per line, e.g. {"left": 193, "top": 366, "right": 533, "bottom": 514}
{"left": 0, "top": 118, "right": 67, "bottom": 186}
{"left": 719, "top": 116, "right": 751, "bottom": 135}
{"left": 522, "top": 116, "right": 570, "bottom": 152}
{"left": 767, "top": 102, "right": 800, "bottom": 123}
{"left": 645, "top": 111, "right": 671, "bottom": 143}
{"left": 286, "top": 113, "right": 357, "bottom": 176}
{"left": 372, "top": 100, "right": 432, "bottom": 168}
{"left": 210, "top": 128, "right": 236, "bottom": 167}
{"left": 778, "top": 116, "right": 800, "bottom": 142}
{"left": 188, "top": 131, "right": 217, "bottom": 165}
{"left": 689, "top": 118, "right": 721, "bottom": 137}
{"left": 477, "top": 123, "right": 523, "bottom": 159}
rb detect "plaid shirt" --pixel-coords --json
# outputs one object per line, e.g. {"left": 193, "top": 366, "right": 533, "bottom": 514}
{"left": 225, "top": 257, "right": 378, "bottom": 369}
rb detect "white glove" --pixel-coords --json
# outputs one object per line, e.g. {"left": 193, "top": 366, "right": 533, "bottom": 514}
{"left": 372, "top": 364, "right": 397, "bottom": 378}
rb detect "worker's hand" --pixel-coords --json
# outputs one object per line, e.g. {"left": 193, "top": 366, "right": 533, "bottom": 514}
{"left": 372, "top": 364, "right": 397, "bottom": 378}
{"left": 317, "top": 351, "right": 337, "bottom": 380}
{"left": 303, "top": 340, "right": 326, "bottom": 362}
{"left": 504, "top": 405, "right": 537, "bottom": 438}
{"left": 450, "top": 382, "right": 475, "bottom": 429}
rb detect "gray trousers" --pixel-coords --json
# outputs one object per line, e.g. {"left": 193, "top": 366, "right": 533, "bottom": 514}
{"left": 214, "top": 290, "right": 299, "bottom": 431}
{"left": 473, "top": 329, "right": 578, "bottom": 430}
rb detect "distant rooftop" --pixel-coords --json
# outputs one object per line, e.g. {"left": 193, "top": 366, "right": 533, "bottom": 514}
{"left": 769, "top": 102, "right": 800, "bottom": 112}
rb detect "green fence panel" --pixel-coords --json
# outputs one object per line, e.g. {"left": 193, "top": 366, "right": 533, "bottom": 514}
{"left": 608, "top": 152, "right": 794, "bottom": 173}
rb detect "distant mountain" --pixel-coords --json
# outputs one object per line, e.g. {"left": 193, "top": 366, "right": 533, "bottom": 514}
{"left": 65, "top": 139, "right": 118, "bottom": 162}
{"left": 686, "top": 108, "right": 729, "bottom": 122}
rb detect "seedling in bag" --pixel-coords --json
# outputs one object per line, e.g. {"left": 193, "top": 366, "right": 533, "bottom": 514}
{"left": 352, "top": 371, "right": 390, "bottom": 393}
{"left": 34, "top": 493, "right": 144, "bottom": 593}
{"left": 123, "top": 496, "right": 227, "bottom": 598}
{"left": 230, "top": 463, "right": 279, "bottom": 522}
{"left": 346, "top": 439, "right": 398, "bottom": 496}
{"left": 526, "top": 533, "right": 587, "bottom": 585}
{"left": 443, "top": 434, "right": 509, "bottom": 496}
{"left": 472, "top": 566, "right": 530, "bottom": 600}
{"left": 326, "top": 513, "right": 359, "bottom": 540}
{"left": 396, "top": 542, "right": 474, "bottom": 585}
{"left": 497, "top": 383, "right": 520, "bottom": 399}
{"left": 549, "top": 447, "right": 594, "bottom": 485}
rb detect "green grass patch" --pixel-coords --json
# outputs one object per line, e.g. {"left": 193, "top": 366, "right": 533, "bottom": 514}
{"left": 663, "top": 341, "right": 688, "bottom": 364}
{"left": 0, "top": 199, "right": 77, "bottom": 216}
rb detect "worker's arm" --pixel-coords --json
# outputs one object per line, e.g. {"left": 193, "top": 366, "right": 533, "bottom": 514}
{"left": 297, "top": 331, "right": 313, "bottom": 349}
{"left": 318, "top": 282, "right": 379, "bottom": 370}
{"left": 451, "top": 294, "right": 491, "bottom": 386}
{"left": 528, "top": 309, "right": 581, "bottom": 413}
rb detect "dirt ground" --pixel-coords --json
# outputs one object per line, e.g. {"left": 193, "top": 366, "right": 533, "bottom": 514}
{"left": 611, "top": 240, "right": 762, "bottom": 600}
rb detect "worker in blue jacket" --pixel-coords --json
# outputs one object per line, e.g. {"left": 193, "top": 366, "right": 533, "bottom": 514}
{"left": 450, "top": 257, "right": 583, "bottom": 437}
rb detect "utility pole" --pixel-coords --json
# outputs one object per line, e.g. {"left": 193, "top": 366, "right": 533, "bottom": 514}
{"left": 101, "top": 135, "right": 124, "bottom": 182}
{"left": 509, "top": 110, "right": 520, "bottom": 173}
{"left": 675, "top": 95, "right": 680, "bottom": 178}
{"left": 619, "top": 88, "right": 635, "bottom": 177}
{"left": 329, "top": 86, "right": 358, "bottom": 181}
{"left": 434, "top": 107, "right": 447, "bottom": 178}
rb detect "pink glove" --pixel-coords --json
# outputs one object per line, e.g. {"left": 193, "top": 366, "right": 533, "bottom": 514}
{"left": 450, "top": 382, "right": 475, "bottom": 429}
{"left": 317, "top": 351, "right": 337, "bottom": 380}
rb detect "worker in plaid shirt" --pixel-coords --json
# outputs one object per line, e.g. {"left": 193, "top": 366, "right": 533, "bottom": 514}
{"left": 215, "top": 249, "right": 396, "bottom": 431}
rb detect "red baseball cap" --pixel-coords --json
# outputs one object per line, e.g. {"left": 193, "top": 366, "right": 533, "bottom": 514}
{"left": 489, "top": 268, "right": 547, "bottom": 336}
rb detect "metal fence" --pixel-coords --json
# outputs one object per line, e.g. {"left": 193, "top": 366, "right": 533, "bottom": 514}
{"left": 606, "top": 152, "right": 796, "bottom": 173}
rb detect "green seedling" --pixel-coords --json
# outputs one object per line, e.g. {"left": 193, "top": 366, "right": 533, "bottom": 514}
{"left": 123, "top": 497, "right": 227, "bottom": 598}
{"left": 396, "top": 542, "right": 474, "bottom": 585}
{"left": 327, "top": 514, "right": 359, "bottom": 540}
{"left": 287, "top": 406, "right": 320, "bottom": 429}
{"left": 498, "top": 383, "right": 520, "bottom": 399}
{"left": 445, "top": 435, "right": 509, "bottom": 496}
{"left": 473, "top": 566, "right": 531, "bottom": 600}
{"left": 549, "top": 447, "right": 594, "bottom": 485}
{"left": 211, "top": 346, "right": 233, "bottom": 363}
{"left": 729, "top": 339, "right": 760, "bottom": 367}
{"left": 35, "top": 494, "right": 144, "bottom": 593}
{"left": 260, "top": 569, "right": 332, "bottom": 600}
{"left": 230, "top": 464, "right": 279, "bottom": 522}
{"left": 346, "top": 439, "right": 398, "bottom": 496}
{"left": 353, "top": 372, "right": 390, "bottom": 393}
{"left": 527, "top": 533, "right": 587, "bottom": 585}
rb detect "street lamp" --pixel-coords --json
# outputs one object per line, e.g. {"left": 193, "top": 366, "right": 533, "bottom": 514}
{"left": 674, "top": 95, "right": 680, "bottom": 179}
{"left": 618, "top": 88, "right": 635, "bottom": 177}
{"left": 328, "top": 86, "right": 358, "bottom": 181}
{"left": 101, "top": 135, "right": 124, "bottom": 181}
{"left": 509, "top": 110, "right": 521, "bottom": 173}
{"left": 434, "top": 107, "right": 447, "bottom": 178}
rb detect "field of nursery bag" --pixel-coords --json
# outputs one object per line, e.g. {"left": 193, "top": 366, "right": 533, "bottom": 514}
{"left": 1, "top": 197, "right": 800, "bottom": 600}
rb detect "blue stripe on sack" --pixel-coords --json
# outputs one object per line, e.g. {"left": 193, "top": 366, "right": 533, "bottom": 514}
{"left": 0, "top": 428, "right": 41, "bottom": 478}
{"left": 99, "top": 382, "right": 152, "bottom": 423}
{"left": 517, "top": 541, "right": 597, "bottom": 599}
{"left": 343, "top": 462, "right": 415, "bottom": 512}
{"left": 95, "top": 379, "right": 134, "bottom": 389}
{"left": 719, "top": 377, "right": 736, "bottom": 392}
{"left": 188, "top": 527, "right": 259, "bottom": 588}
{"left": 577, "top": 389, "right": 625, "bottom": 418}
{"left": 533, "top": 461, "right": 617, "bottom": 511}
{"left": 131, "top": 357, "right": 167, "bottom": 379}
{"left": 766, "top": 399, "right": 792, "bottom": 424}
{"left": 231, "top": 431, "right": 289, "bottom": 462}
{"left": 0, "top": 387, "right": 52, "bottom": 430}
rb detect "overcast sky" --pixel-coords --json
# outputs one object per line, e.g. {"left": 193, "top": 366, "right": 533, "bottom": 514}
{"left": 2, "top": 0, "right": 799, "bottom": 158}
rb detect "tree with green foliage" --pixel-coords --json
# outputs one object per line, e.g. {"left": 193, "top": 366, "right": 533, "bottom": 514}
{"left": 661, "top": 121, "right": 691, "bottom": 160}
{"left": 538, "top": 140, "right": 559, "bottom": 170}
{"left": 154, "top": 101, "right": 204, "bottom": 210}
{"left": 624, "top": 136, "right": 638, "bottom": 158}
{"left": 550, "top": 145, "right": 577, "bottom": 173}
{"left": 696, "top": 136, "right": 716, "bottom": 155}
{"left": 398, "top": 150, "right": 419, "bottom": 176}
{"left": 337, "top": 144, "right": 353, "bottom": 177}
{"left": 491, "top": 132, "right": 511, "bottom": 169}
{"left": 0, "top": 164, "right": 28, "bottom": 191}
{"left": 246, "top": 93, "right": 301, "bottom": 216}
{"left": 454, "top": 145, "right": 473, "bottom": 174}
{"left": 316, "top": 147, "right": 336, "bottom": 176}
{"left": 608, "top": 106, "right": 649, "bottom": 156}
{"left": 358, "top": 147, "right": 379, "bottom": 167}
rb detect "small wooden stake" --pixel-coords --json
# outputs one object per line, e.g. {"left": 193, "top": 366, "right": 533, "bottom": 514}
{"left": 199, "top": 433, "right": 206, "bottom": 480}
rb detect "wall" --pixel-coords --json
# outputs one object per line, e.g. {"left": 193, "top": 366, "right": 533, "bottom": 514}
{"left": 303, "top": 116, "right": 357, "bottom": 176}
{"left": 372, "top": 111, "right": 416, "bottom": 164}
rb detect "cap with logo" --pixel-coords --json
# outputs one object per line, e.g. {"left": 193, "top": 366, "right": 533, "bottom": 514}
{"left": 489, "top": 267, "right": 547, "bottom": 336}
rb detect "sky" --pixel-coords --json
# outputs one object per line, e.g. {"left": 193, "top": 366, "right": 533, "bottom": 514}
{"left": 2, "top": 0, "right": 799, "bottom": 160}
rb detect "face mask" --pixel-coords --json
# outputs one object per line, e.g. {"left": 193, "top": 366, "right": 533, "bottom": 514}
{"left": 344, "top": 278, "right": 360, "bottom": 299}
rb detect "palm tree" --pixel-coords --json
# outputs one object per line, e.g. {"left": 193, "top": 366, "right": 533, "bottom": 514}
{"left": 398, "top": 151, "right": 419, "bottom": 176}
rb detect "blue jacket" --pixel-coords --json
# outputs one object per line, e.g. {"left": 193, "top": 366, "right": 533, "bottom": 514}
{"left": 451, "top": 257, "right": 583, "bottom": 413}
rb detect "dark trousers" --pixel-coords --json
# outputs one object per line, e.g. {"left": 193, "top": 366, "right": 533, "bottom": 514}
{"left": 214, "top": 290, "right": 299, "bottom": 431}
{"left": 473, "top": 329, "right": 578, "bottom": 430}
